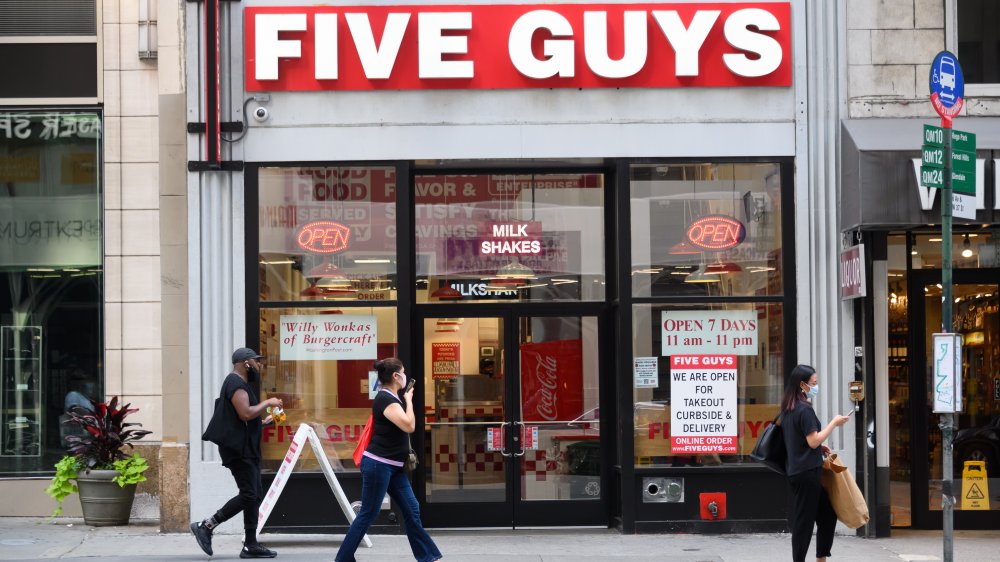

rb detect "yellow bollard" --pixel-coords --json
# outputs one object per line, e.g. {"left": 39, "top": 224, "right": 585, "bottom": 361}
{"left": 960, "top": 460, "right": 989, "bottom": 511}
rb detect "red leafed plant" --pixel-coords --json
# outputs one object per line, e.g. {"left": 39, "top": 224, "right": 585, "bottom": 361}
{"left": 64, "top": 396, "right": 152, "bottom": 470}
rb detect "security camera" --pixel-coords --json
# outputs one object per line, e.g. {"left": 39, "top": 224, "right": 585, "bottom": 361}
{"left": 252, "top": 106, "right": 269, "bottom": 122}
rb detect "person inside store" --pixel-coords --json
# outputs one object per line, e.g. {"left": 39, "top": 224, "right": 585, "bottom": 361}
{"left": 781, "top": 364, "right": 851, "bottom": 562}
{"left": 335, "top": 358, "right": 442, "bottom": 562}
{"left": 191, "top": 347, "right": 283, "bottom": 559}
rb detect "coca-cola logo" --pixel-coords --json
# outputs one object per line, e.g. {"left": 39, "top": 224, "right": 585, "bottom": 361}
{"left": 528, "top": 351, "right": 559, "bottom": 421}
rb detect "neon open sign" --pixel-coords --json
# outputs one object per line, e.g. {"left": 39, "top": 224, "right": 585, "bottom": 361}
{"left": 297, "top": 220, "right": 350, "bottom": 253}
{"left": 686, "top": 215, "right": 746, "bottom": 250}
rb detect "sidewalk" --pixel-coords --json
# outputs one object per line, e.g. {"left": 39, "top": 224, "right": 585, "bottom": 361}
{"left": 1, "top": 517, "right": 997, "bottom": 561}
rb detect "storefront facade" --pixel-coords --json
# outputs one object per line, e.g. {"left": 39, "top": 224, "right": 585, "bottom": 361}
{"left": 0, "top": 1, "right": 104, "bottom": 497}
{"left": 187, "top": 1, "right": 851, "bottom": 533}
{"left": 841, "top": 0, "right": 1000, "bottom": 533}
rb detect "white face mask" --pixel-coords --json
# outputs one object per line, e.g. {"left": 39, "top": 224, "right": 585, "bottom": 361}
{"left": 396, "top": 372, "right": 407, "bottom": 389}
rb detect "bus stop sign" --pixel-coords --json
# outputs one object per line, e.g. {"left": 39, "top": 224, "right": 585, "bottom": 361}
{"left": 929, "top": 51, "right": 964, "bottom": 125}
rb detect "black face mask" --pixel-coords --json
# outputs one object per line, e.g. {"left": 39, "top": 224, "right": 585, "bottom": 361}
{"left": 246, "top": 363, "right": 260, "bottom": 382}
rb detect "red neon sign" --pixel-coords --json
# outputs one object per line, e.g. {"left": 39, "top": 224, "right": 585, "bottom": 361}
{"left": 686, "top": 215, "right": 746, "bottom": 250}
{"left": 297, "top": 220, "right": 351, "bottom": 253}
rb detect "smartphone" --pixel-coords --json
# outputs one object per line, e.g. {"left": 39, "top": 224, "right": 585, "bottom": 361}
{"left": 404, "top": 378, "right": 416, "bottom": 392}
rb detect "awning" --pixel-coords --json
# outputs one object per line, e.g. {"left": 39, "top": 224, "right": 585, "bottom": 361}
{"left": 841, "top": 118, "right": 999, "bottom": 230}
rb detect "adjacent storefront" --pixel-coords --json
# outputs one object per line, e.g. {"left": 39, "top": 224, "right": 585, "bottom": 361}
{"left": 0, "top": 111, "right": 103, "bottom": 476}
{"left": 841, "top": 118, "right": 1000, "bottom": 530}
{"left": 188, "top": 1, "right": 813, "bottom": 533}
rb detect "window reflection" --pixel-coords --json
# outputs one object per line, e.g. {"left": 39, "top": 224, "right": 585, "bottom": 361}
{"left": 257, "top": 307, "right": 397, "bottom": 472}
{"left": 632, "top": 303, "right": 784, "bottom": 467}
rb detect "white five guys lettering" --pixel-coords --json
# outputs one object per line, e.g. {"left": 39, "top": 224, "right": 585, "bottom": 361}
{"left": 253, "top": 6, "right": 785, "bottom": 82}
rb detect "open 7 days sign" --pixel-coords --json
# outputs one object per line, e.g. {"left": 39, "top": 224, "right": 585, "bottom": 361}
{"left": 245, "top": 3, "right": 792, "bottom": 91}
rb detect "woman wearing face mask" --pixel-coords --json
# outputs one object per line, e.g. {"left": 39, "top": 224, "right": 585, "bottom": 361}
{"left": 781, "top": 364, "right": 851, "bottom": 562}
{"left": 335, "top": 358, "right": 442, "bottom": 562}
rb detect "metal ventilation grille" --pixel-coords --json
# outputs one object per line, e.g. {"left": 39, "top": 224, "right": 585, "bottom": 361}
{"left": 0, "top": 0, "right": 96, "bottom": 36}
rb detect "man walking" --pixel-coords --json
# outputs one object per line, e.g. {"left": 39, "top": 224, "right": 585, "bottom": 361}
{"left": 191, "top": 347, "right": 283, "bottom": 559}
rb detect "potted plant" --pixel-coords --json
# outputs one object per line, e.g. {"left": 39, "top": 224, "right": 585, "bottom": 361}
{"left": 45, "top": 396, "right": 152, "bottom": 526}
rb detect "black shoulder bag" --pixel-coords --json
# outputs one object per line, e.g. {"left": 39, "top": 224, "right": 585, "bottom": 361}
{"left": 750, "top": 413, "right": 786, "bottom": 474}
{"left": 201, "top": 377, "right": 246, "bottom": 451}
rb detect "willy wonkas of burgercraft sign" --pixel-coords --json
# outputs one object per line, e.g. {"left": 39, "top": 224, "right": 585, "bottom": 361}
{"left": 245, "top": 3, "right": 792, "bottom": 91}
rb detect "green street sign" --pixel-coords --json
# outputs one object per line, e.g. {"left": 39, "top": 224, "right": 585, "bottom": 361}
{"left": 920, "top": 166, "right": 945, "bottom": 188}
{"left": 951, "top": 129, "right": 976, "bottom": 152}
{"left": 922, "top": 146, "right": 945, "bottom": 168}
{"left": 920, "top": 166, "right": 975, "bottom": 194}
{"left": 951, "top": 168, "right": 975, "bottom": 195}
{"left": 924, "top": 124, "right": 945, "bottom": 147}
{"left": 951, "top": 148, "right": 975, "bottom": 173}
{"left": 922, "top": 125, "right": 976, "bottom": 152}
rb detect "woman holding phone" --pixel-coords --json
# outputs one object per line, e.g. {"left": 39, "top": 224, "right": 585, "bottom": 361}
{"left": 781, "top": 364, "right": 851, "bottom": 562}
{"left": 335, "top": 358, "right": 442, "bottom": 562}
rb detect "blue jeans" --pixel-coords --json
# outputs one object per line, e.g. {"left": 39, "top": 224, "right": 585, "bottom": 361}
{"left": 336, "top": 456, "right": 441, "bottom": 562}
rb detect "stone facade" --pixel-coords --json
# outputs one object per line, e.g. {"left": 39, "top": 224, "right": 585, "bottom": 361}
{"left": 847, "top": 0, "right": 1000, "bottom": 118}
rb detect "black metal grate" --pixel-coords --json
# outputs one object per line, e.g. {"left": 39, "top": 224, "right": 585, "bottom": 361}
{"left": 0, "top": 0, "right": 96, "bottom": 36}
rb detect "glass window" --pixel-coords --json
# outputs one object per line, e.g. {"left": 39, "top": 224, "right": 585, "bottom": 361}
{"left": 0, "top": 111, "right": 102, "bottom": 476}
{"left": 958, "top": 0, "right": 1000, "bottom": 84}
{"left": 632, "top": 303, "right": 784, "bottom": 467}
{"left": 910, "top": 232, "right": 996, "bottom": 269}
{"left": 415, "top": 173, "right": 605, "bottom": 303}
{"left": 630, "top": 163, "right": 783, "bottom": 298}
{"left": 257, "top": 306, "right": 397, "bottom": 472}
{"left": 258, "top": 166, "right": 397, "bottom": 302}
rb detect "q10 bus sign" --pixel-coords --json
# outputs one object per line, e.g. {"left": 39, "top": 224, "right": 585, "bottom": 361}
{"left": 245, "top": 2, "right": 792, "bottom": 91}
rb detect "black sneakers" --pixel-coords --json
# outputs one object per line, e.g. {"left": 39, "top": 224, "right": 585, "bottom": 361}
{"left": 190, "top": 522, "right": 213, "bottom": 556}
{"left": 240, "top": 543, "right": 278, "bottom": 559}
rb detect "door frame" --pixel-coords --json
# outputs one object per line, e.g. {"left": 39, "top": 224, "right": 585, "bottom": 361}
{"left": 413, "top": 303, "right": 615, "bottom": 528}
{"left": 909, "top": 267, "right": 1000, "bottom": 529}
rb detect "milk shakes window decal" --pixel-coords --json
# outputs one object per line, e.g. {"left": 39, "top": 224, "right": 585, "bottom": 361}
{"left": 416, "top": 173, "right": 605, "bottom": 303}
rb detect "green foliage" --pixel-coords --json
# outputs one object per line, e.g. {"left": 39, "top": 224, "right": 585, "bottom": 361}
{"left": 64, "top": 396, "right": 152, "bottom": 469}
{"left": 46, "top": 396, "right": 152, "bottom": 518}
{"left": 45, "top": 456, "right": 80, "bottom": 517}
{"left": 112, "top": 454, "right": 149, "bottom": 488}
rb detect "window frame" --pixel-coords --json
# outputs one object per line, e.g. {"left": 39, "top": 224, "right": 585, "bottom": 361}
{"left": 622, "top": 157, "right": 797, "bottom": 471}
{"left": 947, "top": 0, "right": 1000, "bottom": 96}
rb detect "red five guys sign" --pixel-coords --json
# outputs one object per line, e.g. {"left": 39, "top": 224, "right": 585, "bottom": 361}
{"left": 245, "top": 3, "right": 792, "bottom": 91}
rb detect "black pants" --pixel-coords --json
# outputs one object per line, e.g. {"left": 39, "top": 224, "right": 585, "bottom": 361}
{"left": 216, "top": 458, "right": 263, "bottom": 532}
{"left": 788, "top": 467, "right": 837, "bottom": 562}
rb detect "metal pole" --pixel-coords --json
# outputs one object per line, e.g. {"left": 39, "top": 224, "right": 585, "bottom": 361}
{"left": 940, "top": 125, "right": 954, "bottom": 562}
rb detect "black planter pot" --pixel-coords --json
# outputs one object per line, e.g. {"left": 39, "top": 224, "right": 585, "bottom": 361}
{"left": 76, "top": 469, "right": 136, "bottom": 526}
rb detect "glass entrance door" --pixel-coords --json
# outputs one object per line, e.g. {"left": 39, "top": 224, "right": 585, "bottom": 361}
{"left": 418, "top": 312, "right": 607, "bottom": 528}
{"left": 912, "top": 270, "right": 1000, "bottom": 529}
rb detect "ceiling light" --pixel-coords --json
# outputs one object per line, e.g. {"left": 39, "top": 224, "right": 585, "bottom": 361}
{"left": 430, "top": 285, "right": 463, "bottom": 300}
{"left": 496, "top": 258, "right": 535, "bottom": 279}
{"left": 353, "top": 258, "right": 391, "bottom": 264}
{"left": 961, "top": 234, "right": 973, "bottom": 258}
{"left": 684, "top": 265, "right": 721, "bottom": 283}
{"left": 704, "top": 261, "right": 743, "bottom": 274}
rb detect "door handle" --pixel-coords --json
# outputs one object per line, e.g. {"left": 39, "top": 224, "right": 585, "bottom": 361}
{"left": 498, "top": 422, "right": 512, "bottom": 457}
{"left": 513, "top": 421, "right": 525, "bottom": 457}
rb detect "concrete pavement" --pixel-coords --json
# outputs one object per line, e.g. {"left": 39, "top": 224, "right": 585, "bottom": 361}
{"left": 0, "top": 518, "right": 997, "bottom": 561}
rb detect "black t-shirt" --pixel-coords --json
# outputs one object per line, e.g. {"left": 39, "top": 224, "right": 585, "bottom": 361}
{"left": 366, "top": 390, "right": 409, "bottom": 462}
{"left": 782, "top": 400, "right": 823, "bottom": 476}
{"left": 219, "top": 373, "right": 262, "bottom": 464}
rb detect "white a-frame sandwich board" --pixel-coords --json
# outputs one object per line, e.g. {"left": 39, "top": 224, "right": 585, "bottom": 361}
{"left": 257, "top": 423, "right": 372, "bottom": 547}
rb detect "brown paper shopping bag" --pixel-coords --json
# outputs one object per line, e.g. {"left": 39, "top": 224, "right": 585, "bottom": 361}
{"left": 820, "top": 453, "right": 870, "bottom": 529}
